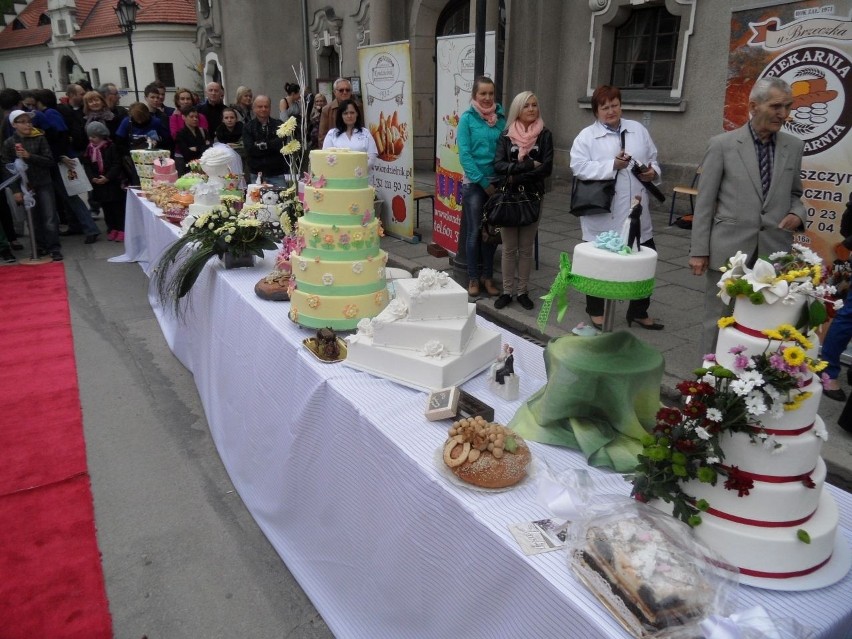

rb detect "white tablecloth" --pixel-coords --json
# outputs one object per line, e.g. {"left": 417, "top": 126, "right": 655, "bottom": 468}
{"left": 116, "top": 190, "right": 852, "bottom": 639}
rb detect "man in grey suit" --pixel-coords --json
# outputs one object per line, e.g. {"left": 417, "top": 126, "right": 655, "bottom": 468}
{"left": 689, "top": 77, "right": 806, "bottom": 352}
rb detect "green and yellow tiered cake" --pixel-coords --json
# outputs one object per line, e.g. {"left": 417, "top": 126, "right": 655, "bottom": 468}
{"left": 288, "top": 149, "right": 389, "bottom": 330}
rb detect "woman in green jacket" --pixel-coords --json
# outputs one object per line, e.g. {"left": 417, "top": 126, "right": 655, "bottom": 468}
{"left": 457, "top": 76, "right": 505, "bottom": 298}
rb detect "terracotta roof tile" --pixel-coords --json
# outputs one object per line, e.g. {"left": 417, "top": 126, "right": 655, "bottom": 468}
{"left": 0, "top": 0, "right": 52, "bottom": 50}
{"left": 0, "top": 0, "right": 197, "bottom": 50}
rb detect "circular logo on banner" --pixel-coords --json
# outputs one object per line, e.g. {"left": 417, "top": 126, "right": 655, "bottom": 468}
{"left": 369, "top": 53, "right": 399, "bottom": 90}
{"left": 761, "top": 45, "right": 852, "bottom": 156}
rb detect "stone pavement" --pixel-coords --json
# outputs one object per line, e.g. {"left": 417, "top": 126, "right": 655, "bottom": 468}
{"left": 384, "top": 170, "right": 852, "bottom": 490}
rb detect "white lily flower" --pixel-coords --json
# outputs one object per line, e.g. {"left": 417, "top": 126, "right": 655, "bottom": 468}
{"left": 743, "top": 259, "right": 789, "bottom": 304}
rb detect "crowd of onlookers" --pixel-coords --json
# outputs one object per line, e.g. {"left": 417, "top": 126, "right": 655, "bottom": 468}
{"left": 0, "top": 79, "right": 332, "bottom": 264}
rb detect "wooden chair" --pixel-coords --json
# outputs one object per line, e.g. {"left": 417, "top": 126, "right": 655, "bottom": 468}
{"left": 668, "top": 166, "right": 701, "bottom": 226}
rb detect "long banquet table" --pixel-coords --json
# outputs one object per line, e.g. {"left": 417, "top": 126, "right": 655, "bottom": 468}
{"left": 115, "top": 190, "right": 852, "bottom": 638}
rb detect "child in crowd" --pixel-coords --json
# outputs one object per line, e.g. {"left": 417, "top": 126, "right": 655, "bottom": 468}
{"left": 82, "top": 121, "right": 126, "bottom": 241}
{"left": 215, "top": 107, "right": 246, "bottom": 182}
{"left": 214, "top": 107, "right": 243, "bottom": 146}
{"left": 0, "top": 110, "right": 62, "bottom": 260}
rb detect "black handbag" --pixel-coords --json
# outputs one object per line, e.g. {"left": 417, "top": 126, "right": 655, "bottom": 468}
{"left": 483, "top": 182, "right": 542, "bottom": 228}
{"left": 481, "top": 214, "right": 503, "bottom": 245}
{"left": 570, "top": 178, "right": 616, "bottom": 217}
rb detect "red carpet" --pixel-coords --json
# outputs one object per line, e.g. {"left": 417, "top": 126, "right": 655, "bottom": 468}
{"left": 0, "top": 263, "right": 113, "bottom": 638}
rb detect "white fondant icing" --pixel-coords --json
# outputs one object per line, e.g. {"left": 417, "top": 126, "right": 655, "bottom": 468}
{"left": 571, "top": 242, "right": 657, "bottom": 282}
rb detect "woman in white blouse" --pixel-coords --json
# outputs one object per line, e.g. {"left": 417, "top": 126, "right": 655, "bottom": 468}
{"left": 322, "top": 99, "right": 378, "bottom": 168}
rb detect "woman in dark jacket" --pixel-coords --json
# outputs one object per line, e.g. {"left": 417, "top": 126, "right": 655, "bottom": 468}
{"left": 82, "top": 121, "right": 126, "bottom": 241}
{"left": 491, "top": 91, "right": 553, "bottom": 311}
{"left": 174, "top": 106, "right": 210, "bottom": 174}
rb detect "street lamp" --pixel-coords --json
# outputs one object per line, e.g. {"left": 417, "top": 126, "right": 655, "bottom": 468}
{"left": 114, "top": 0, "right": 140, "bottom": 101}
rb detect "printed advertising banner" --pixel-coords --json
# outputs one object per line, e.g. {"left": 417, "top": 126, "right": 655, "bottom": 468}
{"left": 727, "top": 1, "right": 852, "bottom": 263}
{"left": 434, "top": 32, "right": 496, "bottom": 253}
{"left": 358, "top": 41, "right": 416, "bottom": 241}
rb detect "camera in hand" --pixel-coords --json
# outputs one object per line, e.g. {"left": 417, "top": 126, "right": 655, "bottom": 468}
{"left": 256, "top": 141, "right": 268, "bottom": 150}
{"left": 628, "top": 158, "right": 666, "bottom": 203}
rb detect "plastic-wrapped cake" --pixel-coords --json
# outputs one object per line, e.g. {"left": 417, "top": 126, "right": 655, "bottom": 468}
{"left": 344, "top": 269, "right": 501, "bottom": 390}
{"left": 288, "top": 149, "right": 388, "bottom": 329}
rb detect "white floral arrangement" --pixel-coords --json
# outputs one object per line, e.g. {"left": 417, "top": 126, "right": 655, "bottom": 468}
{"left": 718, "top": 245, "right": 840, "bottom": 328}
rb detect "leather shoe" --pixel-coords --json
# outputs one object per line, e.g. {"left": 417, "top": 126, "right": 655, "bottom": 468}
{"left": 467, "top": 279, "right": 480, "bottom": 297}
{"left": 517, "top": 293, "right": 534, "bottom": 310}
{"left": 84, "top": 233, "right": 99, "bottom": 244}
{"left": 480, "top": 278, "right": 499, "bottom": 296}
{"left": 494, "top": 294, "right": 512, "bottom": 309}
{"left": 627, "top": 315, "right": 664, "bottom": 330}
{"left": 824, "top": 387, "right": 847, "bottom": 402}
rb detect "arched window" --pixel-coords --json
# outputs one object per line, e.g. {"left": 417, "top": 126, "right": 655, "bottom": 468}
{"left": 437, "top": 0, "right": 470, "bottom": 37}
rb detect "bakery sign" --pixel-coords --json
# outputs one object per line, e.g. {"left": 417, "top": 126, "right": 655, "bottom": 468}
{"left": 727, "top": 1, "right": 852, "bottom": 266}
{"left": 358, "top": 42, "right": 415, "bottom": 242}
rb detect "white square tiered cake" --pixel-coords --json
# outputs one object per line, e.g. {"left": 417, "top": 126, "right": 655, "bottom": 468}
{"left": 344, "top": 269, "right": 502, "bottom": 390}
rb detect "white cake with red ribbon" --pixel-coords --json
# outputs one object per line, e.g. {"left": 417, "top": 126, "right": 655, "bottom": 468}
{"left": 685, "top": 294, "right": 841, "bottom": 582}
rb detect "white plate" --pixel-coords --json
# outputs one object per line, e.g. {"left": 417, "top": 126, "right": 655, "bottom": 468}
{"left": 433, "top": 446, "right": 536, "bottom": 493}
{"left": 739, "top": 532, "right": 852, "bottom": 591}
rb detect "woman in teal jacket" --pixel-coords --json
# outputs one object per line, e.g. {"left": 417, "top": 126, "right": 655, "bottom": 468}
{"left": 458, "top": 76, "right": 506, "bottom": 297}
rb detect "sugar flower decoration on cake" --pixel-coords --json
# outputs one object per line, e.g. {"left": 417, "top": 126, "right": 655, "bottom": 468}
{"left": 326, "top": 154, "right": 338, "bottom": 166}
{"left": 349, "top": 203, "right": 360, "bottom": 214}
{"left": 322, "top": 273, "right": 334, "bottom": 286}
{"left": 595, "top": 230, "right": 631, "bottom": 255}
{"left": 631, "top": 324, "right": 827, "bottom": 527}
{"left": 717, "top": 245, "right": 840, "bottom": 328}
{"left": 342, "top": 303, "right": 358, "bottom": 319}
{"left": 313, "top": 175, "right": 327, "bottom": 188}
{"left": 352, "top": 261, "right": 364, "bottom": 274}
{"left": 307, "top": 295, "right": 320, "bottom": 309}
{"left": 356, "top": 317, "right": 374, "bottom": 337}
{"left": 386, "top": 298, "right": 408, "bottom": 319}
{"left": 354, "top": 166, "right": 364, "bottom": 178}
{"left": 422, "top": 339, "right": 447, "bottom": 358}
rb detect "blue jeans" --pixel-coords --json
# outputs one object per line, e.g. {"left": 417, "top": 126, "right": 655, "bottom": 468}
{"left": 462, "top": 182, "right": 496, "bottom": 280}
{"left": 31, "top": 184, "right": 60, "bottom": 251}
{"left": 821, "top": 284, "right": 852, "bottom": 380}
{"left": 250, "top": 173, "right": 289, "bottom": 188}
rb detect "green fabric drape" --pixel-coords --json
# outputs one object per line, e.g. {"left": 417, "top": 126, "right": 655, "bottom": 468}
{"left": 509, "top": 331, "right": 663, "bottom": 472}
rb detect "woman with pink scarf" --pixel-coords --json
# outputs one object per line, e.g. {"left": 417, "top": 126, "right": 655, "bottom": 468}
{"left": 492, "top": 91, "right": 553, "bottom": 310}
{"left": 458, "top": 76, "right": 506, "bottom": 298}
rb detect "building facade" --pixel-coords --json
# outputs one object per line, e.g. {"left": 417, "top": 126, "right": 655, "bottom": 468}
{"left": 0, "top": 0, "right": 199, "bottom": 103}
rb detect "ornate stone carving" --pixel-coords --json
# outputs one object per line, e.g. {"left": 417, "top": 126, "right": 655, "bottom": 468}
{"left": 310, "top": 7, "right": 344, "bottom": 54}
{"left": 588, "top": 0, "right": 609, "bottom": 11}
{"left": 351, "top": 0, "right": 370, "bottom": 47}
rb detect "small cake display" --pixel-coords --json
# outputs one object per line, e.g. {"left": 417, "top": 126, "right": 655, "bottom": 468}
{"left": 344, "top": 269, "right": 502, "bottom": 390}
{"left": 152, "top": 157, "right": 178, "bottom": 184}
{"left": 569, "top": 232, "right": 656, "bottom": 300}
{"left": 288, "top": 149, "right": 389, "bottom": 330}
{"left": 315, "top": 327, "right": 341, "bottom": 360}
{"left": 537, "top": 232, "right": 657, "bottom": 331}
{"left": 186, "top": 182, "right": 222, "bottom": 218}
{"left": 442, "top": 417, "right": 531, "bottom": 489}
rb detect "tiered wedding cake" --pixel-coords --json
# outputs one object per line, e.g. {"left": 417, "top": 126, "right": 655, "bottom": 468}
{"left": 641, "top": 248, "right": 847, "bottom": 584}
{"left": 344, "top": 269, "right": 502, "bottom": 390}
{"left": 288, "top": 149, "right": 389, "bottom": 329}
{"left": 682, "top": 292, "right": 840, "bottom": 581}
